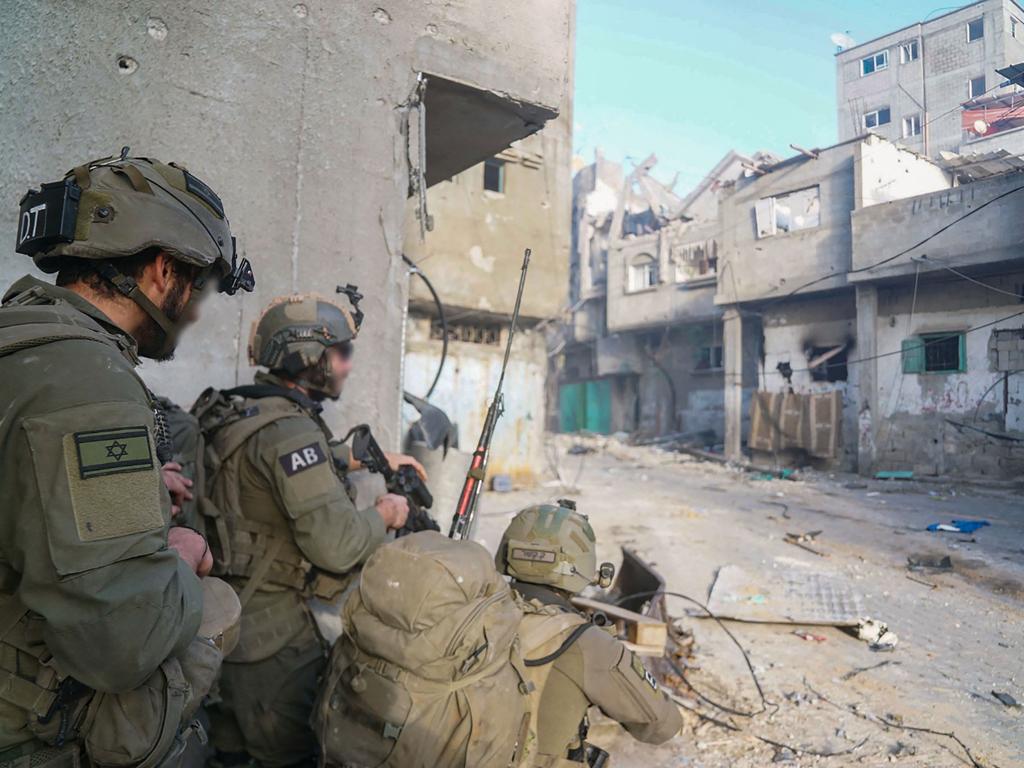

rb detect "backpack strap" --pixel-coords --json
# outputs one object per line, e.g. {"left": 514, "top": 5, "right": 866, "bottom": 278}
{"left": 523, "top": 622, "right": 592, "bottom": 667}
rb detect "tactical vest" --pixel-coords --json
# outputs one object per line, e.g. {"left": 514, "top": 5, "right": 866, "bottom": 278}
{"left": 193, "top": 387, "right": 352, "bottom": 661}
{"left": 517, "top": 603, "right": 594, "bottom": 768}
{"left": 0, "top": 289, "right": 202, "bottom": 768}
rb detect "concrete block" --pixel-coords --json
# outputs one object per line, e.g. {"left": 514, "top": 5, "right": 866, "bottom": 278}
{"left": 913, "top": 463, "right": 939, "bottom": 476}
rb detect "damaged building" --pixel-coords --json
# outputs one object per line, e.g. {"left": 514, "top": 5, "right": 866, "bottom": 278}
{"left": 561, "top": 149, "right": 774, "bottom": 442}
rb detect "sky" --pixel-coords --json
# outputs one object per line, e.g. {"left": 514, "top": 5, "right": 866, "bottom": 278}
{"left": 573, "top": 0, "right": 979, "bottom": 188}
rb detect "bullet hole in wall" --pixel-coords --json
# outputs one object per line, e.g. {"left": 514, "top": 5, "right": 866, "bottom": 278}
{"left": 116, "top": 56, "right": 138, "bottom": 75}
{"left": 147, "top": 18, "right": 168, "bottom": 42}
{"left": 293, "top": 4, "right": 308, "bottom": 18}
{"left": 374, "top": 7, "right": 392, "bottom": 24}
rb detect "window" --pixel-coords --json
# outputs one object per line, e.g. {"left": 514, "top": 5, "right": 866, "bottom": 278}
{"left": 696, "top": 345, "right": 724, "bottom": 371}
{"left": 902, "top": 332, "right": 966, "bottom": 374}
{"left": 673, "top": 239, "right": 718, "bottom": 281}
{"left": 967, "top": 16, "right": 984, "bottom": 42}
{"left": 899, "top": 40, "right": 919, "bottom": 63}
{"left": 969, "top": 75, "right": 986, "bottom": 99}
{"left": 902, "top": 114, "right": 922, "bottom": 137}
{"left": 755, "top": 186, "right": 821, "bottom": 238}
{"left": 808, "top": 345, "right": 848, "bottom": 382}
{"left": 627, "top": 254, "right": 658, "bottom": 292}
{"left": 1013, "top": 16, "right": 1022, "bottom": 39}
{"left": 483, "top": 158, "right": 505, "bottom": 193}
{"left": 861, "top": 50, "right": 889, "bottom": 76}
{"left": 863, "top": 107, "right": 892, "bottom": 129}
{"left": 430, "top": 319, "right": 502, "bottom": 345}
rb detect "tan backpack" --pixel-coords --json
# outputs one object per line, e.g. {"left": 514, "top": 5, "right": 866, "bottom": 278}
{"left": 315, "top": 531, "right": 531, "bottom": 768}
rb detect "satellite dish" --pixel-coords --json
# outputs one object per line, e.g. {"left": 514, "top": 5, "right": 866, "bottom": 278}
{"left": 974, "top": 119, "right": 989, "bottom": 134}
{"left": 830, "top": 32, "right": 857, "bottom": 50}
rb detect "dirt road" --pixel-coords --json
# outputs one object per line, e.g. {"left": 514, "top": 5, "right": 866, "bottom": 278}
{"left": 474, "top": 436, "right": 1024, "bottom": 767}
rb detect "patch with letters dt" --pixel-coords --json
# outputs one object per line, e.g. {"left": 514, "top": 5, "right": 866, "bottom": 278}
{"left": 279, "top": 442, "right": 328, "bottom": 476}
{"left": 631, "top": 652, "right": 659, "bottom": 691}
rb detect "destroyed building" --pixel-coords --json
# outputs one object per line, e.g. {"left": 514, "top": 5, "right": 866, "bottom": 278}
{"left": 0, "top": 0, "right": 575, "bottom": 450}
{"left": 561, "top": 150, "right": 774, "bottom": 441}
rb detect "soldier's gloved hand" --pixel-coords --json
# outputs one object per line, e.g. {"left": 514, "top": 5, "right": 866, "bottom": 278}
{"left": 375, "top": 493, "right": 410, "bottom": 531}
{"left": 168, "top": 527, "right": 214, "bottom": 576}
{"left": 161, "top": 461, "right": 194, "bottom": 517}
{"left": 383, "top": 452, "right": 428, "bottom": 482}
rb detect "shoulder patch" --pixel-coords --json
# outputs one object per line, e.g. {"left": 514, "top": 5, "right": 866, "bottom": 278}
{"left": 631, "top": 652, "right": 659, "bottom": 691}
{"left": 278, "top": 442, "right": 327, "bottom": 476}
{"left": 74, "top": 426, "right": 153, "bottom": 478}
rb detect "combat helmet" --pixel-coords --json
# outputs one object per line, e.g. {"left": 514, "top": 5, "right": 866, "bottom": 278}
{"left": 248, "top": 286, "right": 364, "bottom": 398}
{"left": 496, "top": 500, "right": 615, "bottom": 594}
{"left": 14, "top": 148, "right": 255, "bottom": 356}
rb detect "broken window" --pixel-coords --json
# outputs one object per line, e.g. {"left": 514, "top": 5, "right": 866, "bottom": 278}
{"left": 861, "top": 50, "right": 889, "bottom": 76}
{"left": 967, "top": 16, "right": 984, "bottom": 42}
{"left": 627, "top": 253, "right": 658, "bottom": 292}
{"left": 483, "top": 158, "right": 505, "bottom": 193}
{"left": 899, "top": 40, "right": 919, "bottom": 63}
{"left": 969, "top": 75, "right": 986, "bottom": 100}
{"left": 863, "top": 107, "right": 891, "bottom": 130}
{"left": 807, "top": 345, "right": 848, "bottom": 382}
{"left": 673, "top": 239, "right": 718, "bottom": 281}
{"left": 430, "top": 319, "right": 502, "bottom": 345}
{"left": 755, "top": 186, "right": 820, "bottom": 238}
{"left": 902, "top": 114, "right": 922, "bottom": 137}
{"left": 1013, "top": 16, "right": 1022, "bottom": 39}
{"left": 902, "top": 332, "right": 966, "bottom": 374}
{"left": 696, "top": 345, "right": 724, "bottom": 371}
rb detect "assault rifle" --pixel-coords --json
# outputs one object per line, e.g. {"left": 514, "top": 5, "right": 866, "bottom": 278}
{"left": 347, "top": 424, "right": 440, "bottom": 536}
{"left": 449, "top": 248, "right": 532, "bottom": 540}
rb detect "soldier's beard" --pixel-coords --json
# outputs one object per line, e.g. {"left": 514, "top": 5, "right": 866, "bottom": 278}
{"left": 136, "top": 277, "right": 191, "bottom": 361}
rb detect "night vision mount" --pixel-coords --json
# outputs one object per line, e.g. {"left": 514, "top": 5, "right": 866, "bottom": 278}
{"left": 336, "top": 283, "right": 365, "bottom": 330}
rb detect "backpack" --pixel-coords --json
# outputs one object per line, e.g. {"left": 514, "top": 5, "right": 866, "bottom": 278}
{"left": 315, "top": 531, "right": 531, "bottom": 768}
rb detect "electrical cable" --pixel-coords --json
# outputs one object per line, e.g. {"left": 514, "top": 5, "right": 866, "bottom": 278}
{"left": 912, "top": 255, "right": 1024, "bottom": 299}
{"left": 402, "top": 254, "right": 447, "bottom": 399}
{"left": 974, "top": 370, "right": 1021, "bottom": 422}
{"left": 614, "top": 589, "right": 772, "bottom": 718}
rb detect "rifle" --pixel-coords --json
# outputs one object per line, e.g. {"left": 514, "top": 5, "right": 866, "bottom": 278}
{"left": 346, "top": 424, "right": 440, "bottom": 536}
{"left": 449, "top": 248, "right": 532, "bottom": 540}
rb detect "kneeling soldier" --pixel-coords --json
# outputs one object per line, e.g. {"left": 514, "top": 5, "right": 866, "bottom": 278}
{"left": 495, "top": 502, "right": 682, "bottom": 766}
{"left": 196, "top": 294, "right": 413, "bottom": 768}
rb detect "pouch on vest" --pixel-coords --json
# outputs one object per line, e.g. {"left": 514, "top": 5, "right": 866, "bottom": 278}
{"left": 314, "top": 532, "right": 531, "bottom": 768}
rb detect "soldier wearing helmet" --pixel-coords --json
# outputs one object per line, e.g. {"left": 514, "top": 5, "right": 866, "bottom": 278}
{"left": 193, "top": 292, "right": 419, "bottom": 768}
{"left": 0, "top": 152, "right": 253, "bottom": 766}
{"left": 496, "top": 501, "right": 682, "bottom": 766}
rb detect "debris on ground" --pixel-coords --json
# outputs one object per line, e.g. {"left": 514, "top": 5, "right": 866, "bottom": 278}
{"left": 793, "top": 629, "right": 828, "bottom": 643}
{"left": 840, "top": 660, "right": 900, "bottom": 681}
{"left": 567, "top": 443, "right": 595, "bottom": 455}
{"left": 706, "top": 565, "right": 863, "bottom": 625}
{"left": 784, "top": 530, "right": 827, "bottom": 557}
{"left": 926, "top": 519, "right": 990, "bottom": 533}
{"left": 856, "top": 617, "right": 899, "bottom": 652}
{"left": 992, "top": 691, "right": 1020, "bottom": 708}
{"left": 889, "top": 740, "right": 917, "bottom": 758}
{"left": 907, "top": 554, "right": 954, "bottom": 571}
{"left": 490, "top": 474, "right": 513, "bottom": 492}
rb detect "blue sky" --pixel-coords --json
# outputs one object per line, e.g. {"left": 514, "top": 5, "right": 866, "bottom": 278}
{"left": 573, "top": 0, "right": 976, "bottom": 188}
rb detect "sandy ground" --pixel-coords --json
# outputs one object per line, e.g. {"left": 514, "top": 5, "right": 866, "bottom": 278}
{"left": 471, "top": 436, "right": 1024, "bottom": 768}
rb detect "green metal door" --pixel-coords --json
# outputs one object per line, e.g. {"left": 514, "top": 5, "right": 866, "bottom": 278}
{"left": 559, "top": 380, "right": 611, "bottom": 434}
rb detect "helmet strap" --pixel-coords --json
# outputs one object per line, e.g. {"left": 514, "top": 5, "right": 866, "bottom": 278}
{"left": 95, "top": 261, "right": 182, "bottom": 354}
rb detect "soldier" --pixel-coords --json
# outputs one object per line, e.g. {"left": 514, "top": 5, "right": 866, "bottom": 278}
{"left": 0, "top": 152, "right": 253, "bottom": 767}
{"left": 196, "top": 293, "right": 419, "bottom": 768}
{"left": 495, "top": 502, "right": 683, "bottom": 766}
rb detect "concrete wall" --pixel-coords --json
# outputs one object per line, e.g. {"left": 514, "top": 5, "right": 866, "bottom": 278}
{"left": 854, "top": 136, "right": 952, "bottom": 208}
{"left": 756, "top": 293, "right": 860, "bottom": 470}
{"left": 851, "top": 169, "right": 1024, "bottom": 280}
{"left": 836, "top": 0, "right": 1024, "bottom": 155}
{"left": 871, "top": 274, "right": 1024, "bottom": 478}
{"left": 403, "top": 316, "right": 547, "bottom": 483}
{"left": 0, "top": 0, "right": 572, "bottom": 448}
{"left": 717, "top": 143, "right": 857, "bottom": 305}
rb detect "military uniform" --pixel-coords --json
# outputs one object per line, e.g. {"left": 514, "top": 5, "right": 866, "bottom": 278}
{"left": 200, "top": 294, "right": 387, "bottom": 768}
{"left": 0, "top": 279, "right": 204, "bottom": 765}
{"left": 496, "top": 504, "right": 682, "bottom": 766}
{"left": 0, "top": 153, "right": 252, "bottom": 768}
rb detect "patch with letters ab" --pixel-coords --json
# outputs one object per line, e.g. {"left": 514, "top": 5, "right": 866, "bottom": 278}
{"left": 279, "top": 442, "right": 327, "bottom": 476}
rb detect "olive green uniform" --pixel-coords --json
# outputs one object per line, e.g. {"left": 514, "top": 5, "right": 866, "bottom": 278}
{"left": 203, "top": 373, "right": 386, "bottom": 768}
{"left": 0, "top": 277, "right": 203, "bottom": 760}
{"left": 514, "top": 582, "right": 682, "bottom": 766}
